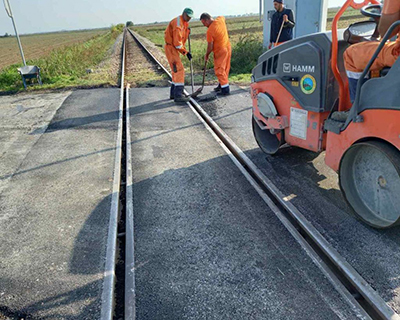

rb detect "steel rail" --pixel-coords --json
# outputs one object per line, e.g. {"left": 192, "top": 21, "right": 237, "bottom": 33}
{"left": 125, "top": 83, "right": 136, "bottom": 320}
{"left": 100, "top": 29, "right": 127, "bottom": 320}
{"left": 127, "top": 28, "right": 400, "bottom": 320}
{"left": 186, "top": 93, "right": 398, "bottom": 320}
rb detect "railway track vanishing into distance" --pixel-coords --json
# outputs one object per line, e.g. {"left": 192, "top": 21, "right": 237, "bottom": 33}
{"left": 99, "top": 28, "right": 400, "bottom": 320}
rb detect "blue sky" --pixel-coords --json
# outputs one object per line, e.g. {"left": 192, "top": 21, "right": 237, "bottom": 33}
{"left": 0, "top": 0, "right": 346, "bottom": 35}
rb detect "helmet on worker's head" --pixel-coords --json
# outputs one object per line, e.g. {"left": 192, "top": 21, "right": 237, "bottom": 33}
{"left": 183, "top": 8, "right": 194, "bottom": 18}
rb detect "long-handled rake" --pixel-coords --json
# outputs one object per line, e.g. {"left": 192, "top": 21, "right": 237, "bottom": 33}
{"left": 190, "top": 59, "right": 208, "bottom": 98}
{"left": 272, "top": 19, "right": 285, "bottom": 48}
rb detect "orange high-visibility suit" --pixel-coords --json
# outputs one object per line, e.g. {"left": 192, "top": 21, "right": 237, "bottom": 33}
{"left": 164, "top": 15, "right": 190, "bottom": 86}
{"left": 344, "top": 0, "right": 400, "bottom": 79}
{"left": 207, "top": 16, "right": 231, "bottom": 88}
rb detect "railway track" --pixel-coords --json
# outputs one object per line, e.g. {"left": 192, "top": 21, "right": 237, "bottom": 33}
{"left": 99, "top": 28, "right": 400, "bottom": 320}
{"left": 100, "top": 29, "right": 135, "bottom": 320}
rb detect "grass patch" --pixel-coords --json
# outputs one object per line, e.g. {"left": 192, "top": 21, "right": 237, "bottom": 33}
{"left": 0, "top": 24, "right": 124, "bottom": 92}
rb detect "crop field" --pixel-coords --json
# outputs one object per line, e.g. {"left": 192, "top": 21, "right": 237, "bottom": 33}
{"left": 131, "top": 7, "right": 364, "bottom": 83}
{"left": 0, "top": 25, "right": 124, "bottom": 92}
{"left": 0, "top": 29, "right": 107, "bottom": 71}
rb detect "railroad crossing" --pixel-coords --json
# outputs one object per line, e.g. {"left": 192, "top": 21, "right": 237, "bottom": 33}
{"left": 0, "top": 1, "right": 400, "bottom": 319}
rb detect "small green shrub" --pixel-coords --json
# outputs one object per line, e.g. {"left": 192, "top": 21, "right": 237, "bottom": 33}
{"left": 230, "top": 34, "right": 264, "bottom": 74}
{"left": 111, "top": 24, "right": 124, "bottom": 36}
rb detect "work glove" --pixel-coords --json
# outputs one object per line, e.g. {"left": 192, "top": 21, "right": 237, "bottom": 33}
{"left": 187, "top": 52, "right": 193, "bottom": 61}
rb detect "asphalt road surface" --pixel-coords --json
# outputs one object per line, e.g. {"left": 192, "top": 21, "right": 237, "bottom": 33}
{"left": 0, "top": 85, "right": 397, "bottom": 319}
{"left": 198, "top": 85, "right": 400, "bottom": 314}
{"left": 0, "top": 88, "right": 119, "bottom": 319}
{"left": 129, "top": 87, "right": 365, "bottom": 320}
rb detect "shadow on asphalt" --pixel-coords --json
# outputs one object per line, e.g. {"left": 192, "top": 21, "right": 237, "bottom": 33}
{"left": 29, "top": 88, "right": 246, "bottom": 135}
{"left": 29, "top": 100, "right": 175, "bottom": 135}
{"left": 128, "top": 153, "right": 400, "bottom": 319}
{"left": 0, "top": 147, "right": 116, "bottom": 181}
{"left": 0, "top": 195, "right": 111, "bottom": 319}
{"left": 249, "top": 145, "right": 346, "bottom": 207}
{"left": 0, "top": 280, "right": 103, "bottom": 320}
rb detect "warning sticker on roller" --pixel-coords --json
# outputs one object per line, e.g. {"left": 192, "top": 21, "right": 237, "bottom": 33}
{"left": 290, "top": 108, "right": 308, "bottom": 140}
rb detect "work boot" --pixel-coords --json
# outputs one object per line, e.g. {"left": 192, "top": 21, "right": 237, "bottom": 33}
{"left": 217, "top": 85, "right": 230, "bottom": 96}
{"left": 213, "top": 84, "right": 221, "bottom": 92}
{"left": 170, "top": 84, "right": 175, "bottom": 100}
{"left": 174, "top": 85, "right": 190, "bottom": 104}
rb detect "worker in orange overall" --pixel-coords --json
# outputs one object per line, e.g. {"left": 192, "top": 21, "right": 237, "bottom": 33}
{"left": 200, "top": 13, "right": 232, "bottom": 95}
{"left": 164, "top": 8, "right": 193, "bottom": 103}
{"left": 344, "top": 0, "right": 400, "bottom": 103}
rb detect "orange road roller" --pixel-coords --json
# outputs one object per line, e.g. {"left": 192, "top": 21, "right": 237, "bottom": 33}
{"left": 251, "top": 0, "right": 400, "bottom": 228}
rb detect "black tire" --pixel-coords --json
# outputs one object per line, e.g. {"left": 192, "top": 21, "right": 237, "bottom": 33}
{"left": 252, "top": 117, "right": 284, "bottom": 155}
{"left": 339, "top": 140, "right": 400, "bottom": 229}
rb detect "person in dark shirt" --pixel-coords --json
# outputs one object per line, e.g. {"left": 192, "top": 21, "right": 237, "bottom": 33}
{"left": 269, "top": 0, "right": 295, "bottom": 48}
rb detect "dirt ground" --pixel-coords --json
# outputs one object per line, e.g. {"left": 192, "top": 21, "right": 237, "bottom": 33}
{"left": 125, "top": 32, "right": 169, "bottom": 87}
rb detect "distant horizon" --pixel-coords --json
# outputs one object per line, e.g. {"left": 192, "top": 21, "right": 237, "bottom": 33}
{"left": 0, "top": 27, "right": 109, "bottom": 37}
{"left": 1, "top": 13, "right": 259, "bottom": 36}
{"left": 0, "top": 0, "right": 347, "bottom": 35}
{"left": 1, "top": 5, "right": 346, "bottom": 37}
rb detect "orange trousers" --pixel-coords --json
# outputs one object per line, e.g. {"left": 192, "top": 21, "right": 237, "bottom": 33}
{"left": 214, "top": 45, "right": 232, "bottom": 87}
{"left": 165, "top": 44, "right": 185, "bottom": 85}
{"left": 344, "top": 41, "right": 398, "bottom": 78}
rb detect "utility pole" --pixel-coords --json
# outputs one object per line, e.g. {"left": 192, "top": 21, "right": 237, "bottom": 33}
{"left": 3, "top": 0, "right": 26, "bottom": 66}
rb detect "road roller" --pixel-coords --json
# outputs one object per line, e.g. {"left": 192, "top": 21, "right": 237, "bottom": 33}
{"left": 251, "top": 0, "right": 400, "bottom": 228}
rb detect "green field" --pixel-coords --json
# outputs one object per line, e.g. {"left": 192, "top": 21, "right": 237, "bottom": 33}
{"left": 132, "top": 7, "right": 364, "bottom": 84}
{"left": 0, "top": 29, "right": 108, "bottom": 71}
{"left": 0, "top": 24, "right": 124, "bottom": 92}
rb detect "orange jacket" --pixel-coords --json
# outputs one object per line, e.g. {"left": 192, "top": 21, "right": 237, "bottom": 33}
{"left": 206, "top": 16, "right": 231, "bottom": 52}
{"left": 164, "top": 15, "right": 190, "bottom": 55}
{"left": 383, "top": 0, "right": 400, "bottom": 15}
